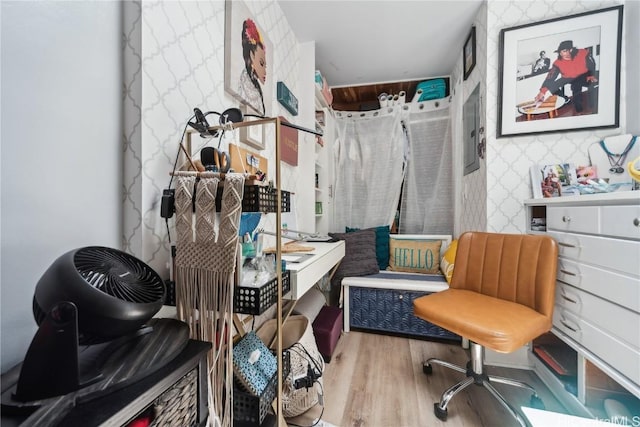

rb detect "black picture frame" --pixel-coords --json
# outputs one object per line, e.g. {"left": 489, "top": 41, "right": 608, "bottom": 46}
{"left": 497, "top": 6, "right": 623, "bottom": 138}
{"left": 463, "top": 84, "right": 481, "bottom": 175}
{"left": 463, "top": 26, "right": 476, "bottom": 81}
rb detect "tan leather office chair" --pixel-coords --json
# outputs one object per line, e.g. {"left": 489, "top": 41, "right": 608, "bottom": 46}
{"left": 414, "top": 232, "right": 558, "bottom": 426}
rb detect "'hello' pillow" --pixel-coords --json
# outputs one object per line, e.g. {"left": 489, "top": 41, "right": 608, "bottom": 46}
{"left": 388, "top": 238, "right": 441, "bottom": 274}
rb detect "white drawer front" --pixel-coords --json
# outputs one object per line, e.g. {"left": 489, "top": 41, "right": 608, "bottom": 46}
{"left": 554, "top": 308, "right": 640, "bottom": 386}
{"left": 555, "top": 282, "right": 640, "bottom": 350}
{"left": 557, "top": 258, "right": 640, "bottom": 313}
{"left": 548, "top": 206, "right": 599, "bottom": 234}
{"left": 601, "top": 205, "right": 640, "bottom": 240}
{"left": 549, "top": 231, "right": 640, "bottom": 277}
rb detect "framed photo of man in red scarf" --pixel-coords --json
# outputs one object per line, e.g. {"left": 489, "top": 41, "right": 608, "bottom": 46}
{"left": 498, "top": 6, "right": 622, "bottom": 137}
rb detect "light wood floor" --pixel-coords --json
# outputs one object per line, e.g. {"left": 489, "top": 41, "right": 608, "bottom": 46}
{"left": 288, "top": 331, "right": 568, "bottom": 427}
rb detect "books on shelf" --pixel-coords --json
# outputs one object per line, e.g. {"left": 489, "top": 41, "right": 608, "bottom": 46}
{"left": 232, "top": 331, "right": 277, "bottom": 396}
{"left": 530, "top": 163, "right": 580, "bottom": 199}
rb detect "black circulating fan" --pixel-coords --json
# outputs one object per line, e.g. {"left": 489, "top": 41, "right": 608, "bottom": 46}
{"left": 2, "top": 246, "right": 190, "bottom": 415}
{"left": 32, "top": 246, "right": 166, "bottom": 343}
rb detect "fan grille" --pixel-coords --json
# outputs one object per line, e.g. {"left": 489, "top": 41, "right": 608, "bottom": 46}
{"left": 74, "top": 247, "right": 165, "bottom": 304}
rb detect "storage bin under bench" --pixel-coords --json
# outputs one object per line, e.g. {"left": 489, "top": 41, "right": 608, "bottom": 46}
{"left": 342, "top": 271, "right": 460, "bottom": 341}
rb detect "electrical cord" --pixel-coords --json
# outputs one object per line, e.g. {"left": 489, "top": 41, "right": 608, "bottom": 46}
{"left": 168, "top": 113, "right": 197, "bottom": 190}
{"left": 286, "top": 381, "right": 325, "bottom": 427}
{"left": 289, "top": 342, "right": 324, "bottom": 376}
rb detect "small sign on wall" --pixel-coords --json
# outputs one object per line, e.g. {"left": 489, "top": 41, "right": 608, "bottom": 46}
{"left": 279, "top": 117, "right": 298, "bottom": 166}
{"left": 277, "top": 81, "right": 298, "bottom": 116}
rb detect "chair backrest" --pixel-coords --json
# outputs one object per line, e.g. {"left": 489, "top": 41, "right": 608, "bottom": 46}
{"left": 450, "top": 232, "right": 558, "bottom": 319}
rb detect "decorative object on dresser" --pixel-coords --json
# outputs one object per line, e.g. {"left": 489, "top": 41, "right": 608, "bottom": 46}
{"left": 530, "top": 163, "right": 580, "bottom": 199}
{"left": 588, "top": 134, "right": 639, "bottom": 185}
{"left": 498, "top": 6, "right": 623, "bottom": 137}
{"left": 629, "top": 156, "right": 640, "bottom": 185}
{"left": 414, "top": 232, "right": 559, "bottom": 426}
{"left": 525, "top": 192, "right": 640, "bottom": 418}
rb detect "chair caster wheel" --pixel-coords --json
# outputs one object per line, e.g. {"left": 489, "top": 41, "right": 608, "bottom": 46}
{"left": 423, "top": 364, "right": 433, "bottom": 375}
{"left": 530, "top": 395, "right": 545, "bottom": 410}
{"left": 434, "top": 402, "right": 448, "bottom": 421}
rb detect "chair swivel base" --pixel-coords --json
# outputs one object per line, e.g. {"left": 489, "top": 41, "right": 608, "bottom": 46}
{"left": 423, "top": 342, "right": 544, "bottom": 427}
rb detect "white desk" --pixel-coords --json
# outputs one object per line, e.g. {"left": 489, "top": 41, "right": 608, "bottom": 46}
{"left": 283, "top": 241, "right": 345, "bottom": 300}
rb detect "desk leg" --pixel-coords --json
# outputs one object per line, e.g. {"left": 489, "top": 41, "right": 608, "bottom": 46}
{"left": 343, "top": 285, "right": 350, "bottom": 333}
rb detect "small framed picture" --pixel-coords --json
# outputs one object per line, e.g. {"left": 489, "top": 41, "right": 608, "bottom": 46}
{"left": 239, "top": 115, "right": 265, "bottom": 150}
{"left": 463, "top": 26, "right": 476, "bottom": 81}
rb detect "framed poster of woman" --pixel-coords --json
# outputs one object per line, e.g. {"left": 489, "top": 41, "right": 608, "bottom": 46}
{"left": 224, "top": 0, "right": 273, "bottom": 117}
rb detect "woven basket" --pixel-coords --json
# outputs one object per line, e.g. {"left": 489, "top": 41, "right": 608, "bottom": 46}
{"left": 151, "top": 369, "right": 198, "bottom": 426}
{"left": 257, "top": 315, "right": 324, "bottom": 418}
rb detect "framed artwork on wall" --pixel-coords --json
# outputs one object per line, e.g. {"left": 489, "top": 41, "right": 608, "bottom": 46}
{"left": 463, "top": 26, "right": 476, "bottom": 81}
{"left": 239, "top": 106, "right": 265, "bottom": 150}
{"left": 224, "top": 0, "right": 273, "bottom": 117}
{"left": 497, "top": 5, "right": 623, "bottom": 138}
{"left": 463, "top": 84, "right": 480, "bottom": 175}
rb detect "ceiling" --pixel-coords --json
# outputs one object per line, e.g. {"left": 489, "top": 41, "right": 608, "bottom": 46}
{"left": 279, "top": 0, "right": 484, "bottom": 88}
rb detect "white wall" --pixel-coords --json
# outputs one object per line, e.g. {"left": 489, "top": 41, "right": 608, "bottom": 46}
{"left": 1, "top": 2, "right": 123, "bottom": 372}
{"left": 626, "top": 0, "right": 640, "bottom": 135}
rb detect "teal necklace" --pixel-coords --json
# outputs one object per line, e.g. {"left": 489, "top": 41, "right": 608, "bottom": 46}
{"left": 599, "top": 136, "right": 636, "bottom": 174}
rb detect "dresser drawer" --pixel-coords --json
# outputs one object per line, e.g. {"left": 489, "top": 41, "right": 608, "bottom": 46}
{"left": 600, "top": 205, "right": 640, "bottom": 239}
{"left": 549, "top": 231, "right": 640, "bottom": 277}
{"left": 548, "top": 206, "right": 599, "bottom": 234}
{"left": 554, "top": 308, "right": 640, "bottom": 386}
{"left": 557, "top": 258, "right": 640, "bottom": 313}
{"left": 555, "top": 282, "right": 640, "bottom": 350}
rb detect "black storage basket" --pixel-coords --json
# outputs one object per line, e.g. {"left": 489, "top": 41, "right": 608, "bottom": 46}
{"left": 233, "top": 350, "right": 291, "bottom": 425}
{"left": 215, "top": 185, "right": 291, "bottom": 213}
{"left": 234, "top": 271, "right": 291, "bottom": 315}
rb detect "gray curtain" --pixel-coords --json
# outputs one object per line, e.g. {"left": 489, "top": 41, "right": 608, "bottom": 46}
{"left": 332, "top": 108, "right": 406, "bottom": 232}
{"left": 400, "top": 107, "right": 453, "bottom": 234}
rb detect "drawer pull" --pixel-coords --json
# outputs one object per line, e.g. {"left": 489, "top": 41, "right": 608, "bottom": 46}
{"left": 560, "top": 319, "right": 580, "bottom": 333}
{"left": 561, "top": 294, "right": 578, "bottom": 304}
{"left": 562, "top": 216, "right": 571, "bottom": 223}
{"left": 560, "top": 269, "right": 577, "bottom": 277}
{"left": 557, "top": 242, "right": 580, "bottom": 249}
{"left": 634, "top": 218, "right": 640, "bottom": 227}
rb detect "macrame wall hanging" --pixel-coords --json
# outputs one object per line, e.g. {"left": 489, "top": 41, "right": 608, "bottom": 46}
{"left": 174, "top": 173, "right": 244, "bottom": 427}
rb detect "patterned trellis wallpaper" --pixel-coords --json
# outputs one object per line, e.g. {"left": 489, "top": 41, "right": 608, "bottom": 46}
{"left": 122, "top": 0, "right": 307, "bottom": 277}
{"left": 123, "top": 0, "right": 630, "bottom": 274}
{"left": 454, "top": 0, "right": 627, "bottom": 236}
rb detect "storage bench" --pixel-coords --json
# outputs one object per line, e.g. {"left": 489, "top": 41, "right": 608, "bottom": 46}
{"left": 342, "top": 271, "right": 460, "bottom": 341}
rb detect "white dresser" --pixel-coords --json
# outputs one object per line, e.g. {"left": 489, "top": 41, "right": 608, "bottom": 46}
{"left": 524, "top": 191, "right": 640, "bottom": 417}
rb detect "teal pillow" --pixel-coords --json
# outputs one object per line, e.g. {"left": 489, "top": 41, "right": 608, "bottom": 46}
{"left": 346, "top": 225, "right": 390, "bottom": 270}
